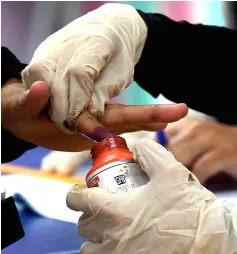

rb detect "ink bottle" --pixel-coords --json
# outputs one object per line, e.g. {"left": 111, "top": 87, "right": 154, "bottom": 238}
{"left": 86, "top": 136, "right": 148, "bottom": 192}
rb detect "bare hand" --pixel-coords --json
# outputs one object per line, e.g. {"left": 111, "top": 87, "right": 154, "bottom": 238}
{"left": 2, "top": 80, "right": 188, "bottom": 151}
{"left": 165, "top": 117, "right": 237, "bottom": 183}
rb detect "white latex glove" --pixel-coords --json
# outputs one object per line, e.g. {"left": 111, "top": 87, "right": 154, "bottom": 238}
{"left": 41, "top": 131, "right": 154, "bottom": 175}
{"left": 67, "top": 139, "right": 237, "bottom": 254}
{"left": 22, "top": 3, "right": 147, "bottom": 133}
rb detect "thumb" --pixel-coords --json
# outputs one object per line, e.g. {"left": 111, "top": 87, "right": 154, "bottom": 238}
{"left": 133, "top": 139, "right": 195, "bottom": 184}
{"left": 21, "top": 81, "right": 49, "bottom": 118}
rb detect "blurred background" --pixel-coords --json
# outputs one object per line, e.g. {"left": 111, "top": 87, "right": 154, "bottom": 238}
{"left": 2, "top": 0, "right": 236, "bottom": 168}
{"left": 2, "top": 2, "right": 237, "bottom": 254}
{"left": 2, "top": 1, "right": 236, "bottom": 107}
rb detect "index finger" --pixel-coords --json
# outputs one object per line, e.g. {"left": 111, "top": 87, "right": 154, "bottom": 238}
{"left": 75, "top": 110, "right": 114, "bottom": 142}
{"left": 100, "top": 103, "right": 188, "bottom": 127}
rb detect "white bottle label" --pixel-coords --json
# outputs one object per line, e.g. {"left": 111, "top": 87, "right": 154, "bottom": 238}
{"left": 86, "top": 160, "right": 149, "bottom": 192}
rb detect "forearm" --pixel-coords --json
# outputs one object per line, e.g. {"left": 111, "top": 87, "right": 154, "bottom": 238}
{"left": 1, "top": 47, "right": 37, "bottom": 163}
{"left": 135, "top": 11, "right": 237, "bottom": 124}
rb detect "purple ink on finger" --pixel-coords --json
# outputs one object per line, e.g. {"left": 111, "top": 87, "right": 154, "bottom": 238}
{"left": 82, "top": 126, "right": 114, "bottom": 143}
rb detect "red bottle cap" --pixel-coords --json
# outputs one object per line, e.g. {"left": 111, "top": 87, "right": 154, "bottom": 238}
{"left": 91, "top": 136, "right": 128, "bottom": 161}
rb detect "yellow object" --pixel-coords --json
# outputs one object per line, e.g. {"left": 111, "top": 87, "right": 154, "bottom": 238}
{"left": 1, "top": 164, "right": 85, "bottom": 185}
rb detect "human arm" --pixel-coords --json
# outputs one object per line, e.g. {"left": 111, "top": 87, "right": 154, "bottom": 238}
{"left": 1, "top": 47, "right": 93, "bottom": 161}
{"left": 21, "top": 3, "right": 188, "bottom": 136}
{"left": 2, "top": 45, "right": 186, "bottom": 162}
{"left": 135, "top": 11, "right": 237, "bottom": 124}
{"left": 23, "top": 4, "right": 237, "bottom": 130}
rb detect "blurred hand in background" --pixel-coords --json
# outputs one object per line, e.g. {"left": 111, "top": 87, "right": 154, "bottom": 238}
{"left": 165, "top": 117, "right": 237, "bottom": 184}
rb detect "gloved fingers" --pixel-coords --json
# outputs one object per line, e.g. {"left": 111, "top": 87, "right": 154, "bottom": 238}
{"left": 66, "top": 66, "right": 96, "bottom": 130}
{"left": 21, "top": 60, "right": 69, "bottom": 133}
{"left": 66, "top": 185, "right": 109, "bottom": 214}
{"left": 78, "top": 211, "right": 114, "bottom": 244}
{"left": 78, "top": 203, "right": 130, "bottom": 246}
{"left": 88, "top": 61, "right": 133, "bottom": 116}
{"left": 72, "top": 35, "right": 115, "bottom": 75}
{"left": 80, "top": 241, "right": 104, "bottom": 254}
{"left": 66, "top": 36, "right": 115, "bottom": 121}
{"left": 134, "top": 139, "right": 194, "bottom": 184}
{"left": 49, "top": 76, "right": 71, "bottom": 133}
{"left": 80, "top": 240, "right": 116, "bottom": 254}
{"left": 22, "top": 60, "right": 55, "bottom": 89}
{"left": 80, "top": 241, "right": 95, "bottom": 254}
{"left": 89, "top": 88, "right": 109, "bottom": 117}
{"left": 78, "top": 217, "right": 103, "bottom": 244}
{"left": 49, "top": 42, "right": 101, "bottom": 132}
{"left": 99, "top": 104, "right": 188, "bottom": 128}
{"left": 49, "top": 64, "right": 95, "bottom": 133}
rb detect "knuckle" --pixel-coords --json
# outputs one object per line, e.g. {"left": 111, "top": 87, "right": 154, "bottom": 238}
{"left": 80, "top": 242, "right": 89, "bottom": 254}
{"left": 68, "top": 65, "right": 95, "bottom": 82}
{"left": 189, "top": 123, "right": 200, "bottom": 132}
{"left": 28, "top": 62, "right": 45, "bottom": 76}
{"left": 24, "top": 60, "right": 55, "bottom": 85}
{"left": 149, "top": 107, "right": 160, "bottom": 122}
{"left": 67, "top": 65, "right": 83, "bottom": 75}
{"left": 192, "top": 163, "right": 200, "bottom": 173}
{"left": 190, "top": 121, "right": 208, "bottom": 132}
{"left": 169, "top": 147, "right": 190, "bottom": 166}
{"left": 24, "top": 62, "right": 44, "bottom": 82}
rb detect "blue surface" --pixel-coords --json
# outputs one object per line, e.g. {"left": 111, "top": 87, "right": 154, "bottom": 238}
{"left": 2, "top": 210, "right": 84, "bottom": 254}
{"left": 2, "top": 147, "right": 87, "bottom": 254}
{"left": 10, "top": 146, "right": 50, "bottom": 169}
{"left": 156, "top": 131, "right": 168, "bottom": 146}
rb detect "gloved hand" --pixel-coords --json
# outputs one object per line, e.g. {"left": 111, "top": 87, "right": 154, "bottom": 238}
{"left": 22, "top": 3, "right": 147, "bottom": 133}
{"left": 67, "top": 139, "right": 237, "bottom": 254}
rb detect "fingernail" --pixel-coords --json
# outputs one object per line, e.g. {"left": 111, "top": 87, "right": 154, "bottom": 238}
{"left": 82, "top": 126, "right": 114, "bottom": 142}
